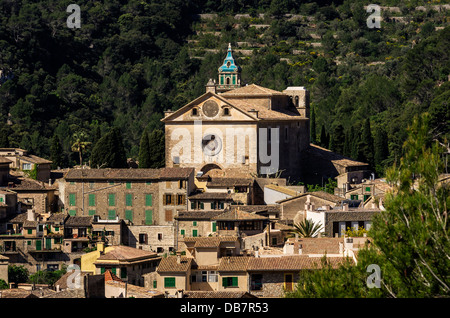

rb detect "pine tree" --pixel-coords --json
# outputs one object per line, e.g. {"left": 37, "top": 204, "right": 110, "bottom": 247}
{"left": 138, "top": 127, "right": 151, "bottom": 168}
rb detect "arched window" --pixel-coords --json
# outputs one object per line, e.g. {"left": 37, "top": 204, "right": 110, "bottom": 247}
{"left": 227, "top": 61, "right": 231, "bottom": 68}
{"left": 223, "top": 108, "right": 230, "bottom": 116}
{"left": 226, "top": 77, "right": 231, "bottom": 85}
{"left": 192, "top": 108, "right": 198, "bottom": 116}
{"left": 294, "top": 96, "right": 299, "bottom": 107}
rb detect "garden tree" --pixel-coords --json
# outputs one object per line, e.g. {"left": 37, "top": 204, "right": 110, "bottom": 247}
{"left": 292, "top": 219, "right": 323, "bottom": 238}
{"left": 310, "top": 104, "right": 317, "bottom": 144}
{"left": 148, "top": 129, "right": 165, "bottom": 169}
{"left": 90, "top": 128, "right": 128, "bottom": 168}
{"left": 0, "top": 279, "right": 8, "bottom": 289}
{"left": 138, "top": 127, "right": 151, "bottom": 168}
{"left": 8, "top": 265, "right": 28, "bottom": 284}
{"left": 71, "top": 132, "right": 91, "bottom": 167}
{"left": 29, "top": 266, "right": 67, "bottom": 286}
{"left": 373, "top": 127, "right": 389, "bottom": 177}
{"left": 50, "top": 134, "right": 64, "bottom": 169}
{"left": 287, "top": 113, "right": 450, "bottom": 298}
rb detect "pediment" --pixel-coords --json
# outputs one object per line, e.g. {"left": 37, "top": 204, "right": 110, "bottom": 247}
{"left": 161, "top": 92, "right": 258, "bottom": 123}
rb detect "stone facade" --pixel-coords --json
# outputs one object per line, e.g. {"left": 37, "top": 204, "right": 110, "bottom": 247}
{"left": 248, "top": 271, "right": 299, "bottom": 298}
{"left": 324, "top": 210, "right": 379, "bottom": 237}
{"left": 127, "top": 225, "right": 175, "bottom": 254}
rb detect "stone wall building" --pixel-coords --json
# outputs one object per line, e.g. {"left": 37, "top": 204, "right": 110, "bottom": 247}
{"left": 0, "top": 148, "right": 52, "bottom": 182}
{"left": 60, "top": 167, "right": 195, "bottom": 227}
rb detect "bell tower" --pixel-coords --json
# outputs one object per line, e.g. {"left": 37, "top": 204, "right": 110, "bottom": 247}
{"left": 216, "top": 43, "right": 241, "bottom": 93}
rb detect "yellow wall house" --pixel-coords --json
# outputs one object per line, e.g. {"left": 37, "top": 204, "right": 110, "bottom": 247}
{"left": 80, "top": 242, "right": 115, "bottom": 274}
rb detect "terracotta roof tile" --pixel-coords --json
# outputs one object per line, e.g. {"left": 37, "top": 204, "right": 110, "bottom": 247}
{"left": 183, "top": 236, "right": 238, "bottom": 248}
{"left": 212, "top": 209, "right": 268, "bottom": 221}
{"left": 218, "top": 256, "right": 251, "bottom": 271}
{"left": 157, "top": 256, "right": 193, "bottom": 273}
{"left": 206, "top": 178, "right": 253, "bottom": 187}
{"left": 184, "top": 291, "right": 257, "bottom": 298}
{"left": 65, "top": 216, "right": 93, "bottom": 227}
{"left": 247, "top": 256, "right": 349, "bottom": 271}
{"left": 64, "top": 167, "right": 194, "bottom": 181}
{"left": 104, "top": 269, "right": 123, "bottom": 282}
{"left": 96, "top": 245, "right": 158, "bottom": 262}
{"left": 188, "top": 192, "right": 233, "bottom": 200}
{"left": 175, "top": 211, "right": 225, "bottom": 220}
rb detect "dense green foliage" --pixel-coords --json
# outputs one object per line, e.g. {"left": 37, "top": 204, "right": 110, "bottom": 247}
{"left": 0, "top": 279, "right": 8, "bottom": 289}
{"left": 0, "top": 0, "right": 448, "bottom": 175}
{"left": 286, "top": 114, "right": 449, "bottom": 297}
{"left": 8, "top": 265, "right": 29, "bottom": 284}
{"left": 28, "top": 266, "right": 67, "bottom": 286}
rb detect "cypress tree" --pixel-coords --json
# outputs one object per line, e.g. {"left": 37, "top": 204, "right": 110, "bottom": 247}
{"left": 320, "top": 125, "right": 327, "bottom": 148}
{"left": 358, "top": 118, "right": 374, "bottom": 167}
{"left": 329, "top": 124, "right": 345, "bottom": 155}
{"left": 310, "top": 104, "right": 317, "bottom": 144}
{"left": 0, "top": 128, "right": 9, "bottom": 148}
{"left": 50, "top": 134, "right": 64, "bottom": 169}
{"left": 138, "top": 128, "right": 151, "bottom": 168}
{"left": 91, "top": 128, "right": 127, "bottom": 168}
{"left": 374, "top": 127, "right": 389, "bottom": 176}
{"left": 148, "top": 129, "right": 165, "bottom": 168}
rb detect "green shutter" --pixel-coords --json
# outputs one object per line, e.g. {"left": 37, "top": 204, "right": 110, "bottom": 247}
{"left": 36, "top": 240, "right": 41, "bottom": 251}
{"left": 126, "top": 194, "right": 133, "bottom": 207}
{"left": 55, "top": 227, "right": 59, "bottom": 232}
{"left": 125, "top": 210, "right": 133, "bottom": 222}
{"left": 69, "top": 209, "right": 76, "bottom": 216}
{"left": 145, "top": 194, "right": 152, "bottom": 207}
{"left": 200, "top": 202, "right": 204, "bottom": 209}
{"left": 101, "top": 267, "right": 105, "bottom": 274}
{"left": 88, "top": 210, "right": 96, "bottom": 216}
{"left": 126, "top": 182, "right": 132, "bottom": 189}
{"left": 365, "top": 187, "right": 371, "bottom": 192}
{"left": 164, "top": 277, "right": 175, "bottom": 288}
{"left": 222, "top": 277, "right": 228, "bottom": 287}
{"left": 28, "top": 229, "right": 32, "bottom": 234}
{"left": 108, "top": 194, "right": 115, "bottom": 206}
{"left": 232, "top": 277, "right": 238, "bottom": 287}
{"left": 146, "top": 181, "right": 152, "bottom": 185}
{"left": 46, "top": 238, "right": 52, "bottom": 250}
{"left": 145, "top": 210, "right": 153, "bottom": 225}
{"left": 111, "top": 267, "right": 116, "bottom": 275}
{"left": 193, "top": 221, "right": 197, "bottom": 226}
{"left": 69, "top": 193, "right": 76, "bottom": 206}
{"left": 192, "top": 229, "right": 198, "bottom": 237}
{"left": 153, "top": 280, "right": 157, "bottom": 288}
{"left": 0, "top": 197, "right": 3, "bottom": 202}
{"left": 88, "top": 194, "right": 95, "bottom": 207}
{"left": 212, "top": 222, "right": 217, "bottom": 232}
{"left": 191, "top": 201, "right": 195, "bottom": 209}
{"left": 180, "top": 229, "right": 185, "bottom": 236}
{"left": 121, "top": 267, "right": 127, "bottom": 279}
{"left": 108, "top": 210, "right": 116, "bottom": 220}
{"left": 27, "top": 240, "right": 31, "bottom": 246}
{"left": 210, "top": 202, "right": 215, "bottom": 209}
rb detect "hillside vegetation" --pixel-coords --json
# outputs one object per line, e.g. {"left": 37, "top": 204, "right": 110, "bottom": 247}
{"left": 0, "top": 0, "right": 448, "bottom": 177}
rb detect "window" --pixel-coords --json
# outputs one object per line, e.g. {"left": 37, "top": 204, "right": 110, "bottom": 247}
{"left": 126, "top": 182, "right": 132, "bottom": 189}
{"left": 222, "top": 277, "right": 238, "bottom": 288}
{"left": 100, "top": 267, "right": 106, "bottom": 274}
{"left": 177, "top": 194, "right": 185, "bottom": 205}
{"left": 28, "top": 229, "right": 32, "bottom": 235}
{"left": 180, "top": 229, "right": 185, "bottom": 236}
{"left": 164, "top": 277, "right": 176, "bottom": 288}
{"left": 27, "top": 240, "right": 31, "bottom": 246}
{"left": 139, "top": 234, "right": 148, "bottom": 244}
{"left": 208, "top": 271, "right": 218, "bottom": 282}
{"left": 89, "top": 182, "right": 95, "bottom": 189}
{"left": 125, "top": 194, "right": 133, "bottom": 206}
{"left": 165, "top": 210, "right": 173, "bottom": 222}
{"left": 120, "top": 267, "right": 127, "bottom": 279}
{"left": 190, "top": 201, "right": 196, "bottom": 210}
{"left": 365, "top": 187, "right": 371, "bottom": 192}
{"left": 201, "top": 271, "right": 208, "bottom": 282}
{"left": 212, "top": 222, "right": 217, "bottom": 232}
{"left": 88, "top": 210, "right": 95, "bottom": 216}
{"left": 88, "top": 194, "right": 95, "bottom": 207}
{"left": 199, "top": 202, "right": 204, "bottom": 210}
{"left": 108, "top": 210, "right": 116, "bottom": 220}
{"left": 272, "top": 237, "right": 278, "bottom": 246}
{"left": 0, "top": 197, "right": 3, "bottom": 203}
{"left": 54, "top": 227, "right": 59, "bottom": 232}
{"left": 179, "top": 180, "right": 186, "bottom": 189}
{"left": 223, "top": 108, "right": 230, "bottom": 116}
{"left": 69, "top": 210, "right": 76, "bottom": 216}
{"left": 125, "top": 210, "right": 133, "bottom": 222}
{"left": 153, "top": 280, "right": 157, "bottom": 288}
{"left": 69, "top": 193, "right": 76, "bottom": 206}
{"left": 363, "top": 195, "right": 370, "bottom": 201}
{"left": 164, "top": 194, "right": 173, "bottom": 205}
{"left": 350, "top": 194, "right": 358, "bottom": 200}
{"left": 146, "top": 181, "right": 152, "bottom": 185}
{"left": 22, "top": 163, "right": 32, "bottom": 170}
{"left": 145, "top": 194, "right": 153, "bottom": 207}
{"left": 193, "top": 221, "right": 197, "bottom": 227}
{"left": 192, "top": 108, "right": 198, "bottom": 116}
{"left": 192, "top": 230, "right": 198, "bottom": 237}
{"left": 251, "top": 274, "right": 263, "bottom": 290}
{"left": 158, "top": 233, "right": 163, "bottom": 241}
{"left": 109, "top": 181, "right": 114, "bottom": 185}
{"left": 47, "top": 264, "right": 59, "bottom": 271}
{"left": 108, "top": 194, "right": 115, "bottom": 206}
{"left": 284, "top": 274, "right": 294, "bottom": 291}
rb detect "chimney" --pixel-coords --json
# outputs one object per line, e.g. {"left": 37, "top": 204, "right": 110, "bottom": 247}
{"left": 56, "top": 285, "right": 60, "bottom": 292}
{"left": 342, "top": 203, "right": 349, "bottom": 211}
{"left": 177, "top": 289, "right": 184, "bottom": 298}
{"left": 345, "top": 237, "right": 354, "bottom": 250}
{"left": 205, "top": 78, "right": 216, "bottom": 94}
{"left": 339, "top": 242, "right": 344, "bottom": 254}
{"left": 176, "top": 251, "right": 181, "bottom": 264}
{"left": 27, "top": 209, "right": 35, "bottom": 221}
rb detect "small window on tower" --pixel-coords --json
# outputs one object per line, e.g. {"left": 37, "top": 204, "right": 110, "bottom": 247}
{"left": 227, "top": 61, "right": 231, "bottom": 68}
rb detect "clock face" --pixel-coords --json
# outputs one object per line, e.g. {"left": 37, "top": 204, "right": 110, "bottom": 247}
{"left": 202, "top": 134, "right": 222, "bottom": 156}
{"left": 202, "top": 100, "right": 219, "bottom": 118}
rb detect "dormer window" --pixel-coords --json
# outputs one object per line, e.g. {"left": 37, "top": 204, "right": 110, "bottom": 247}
{"left": 223, "top": 108, "right": 230, "bottom": 116}
{"left": 192, "top": 108, "right": 198, "bottom": 116}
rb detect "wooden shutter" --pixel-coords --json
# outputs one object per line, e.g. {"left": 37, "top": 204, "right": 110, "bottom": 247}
{"left": 88, "top": 194, "right": 95, "bottom": 207}
{"left": 126, "top": 194, "right": 133, "bottom": 206}
{"left": 163, "top": 194, "right": 167, "bottom": 205}
{"left": 165, "top": 210, "right": 172, "bottom": 222}
{"left": 145, "top": 210, "right": 153, "bottom": 225}
{"left": 145, "top": 194, "right": 153, "bottom": 207}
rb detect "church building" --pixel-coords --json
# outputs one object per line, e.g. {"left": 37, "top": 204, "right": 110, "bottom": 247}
{"left": 162, "top": 44, "right": 311, "bottom": 180}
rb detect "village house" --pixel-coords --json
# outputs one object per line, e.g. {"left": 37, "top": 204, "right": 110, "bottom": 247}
{"left": 0, "top": 148, "right": 52, "bottom": 182}
{"left": 276, "top": 191, "right": 344, "bottom": 225}
{"left": 0, "top": 157, "right": 11, "bottom": 186}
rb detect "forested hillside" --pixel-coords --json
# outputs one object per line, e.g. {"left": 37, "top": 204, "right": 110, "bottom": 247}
{"left": 0, "top": 0, "right": 448, "bottom": 178}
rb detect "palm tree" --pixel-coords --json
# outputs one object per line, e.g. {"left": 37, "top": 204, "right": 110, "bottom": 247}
{"left": 71, "top": 132, "right": 91, "bottom": 167}
{"left": 292, "top": 218, "right": 323, "bottom": 238}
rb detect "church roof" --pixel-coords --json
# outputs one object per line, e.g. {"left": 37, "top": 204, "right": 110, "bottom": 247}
{"left": 220, "top": 84, "right": 284, "bottom": 96}
{"left": 218, "top": 43, "right": 240, "bottom": 73}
